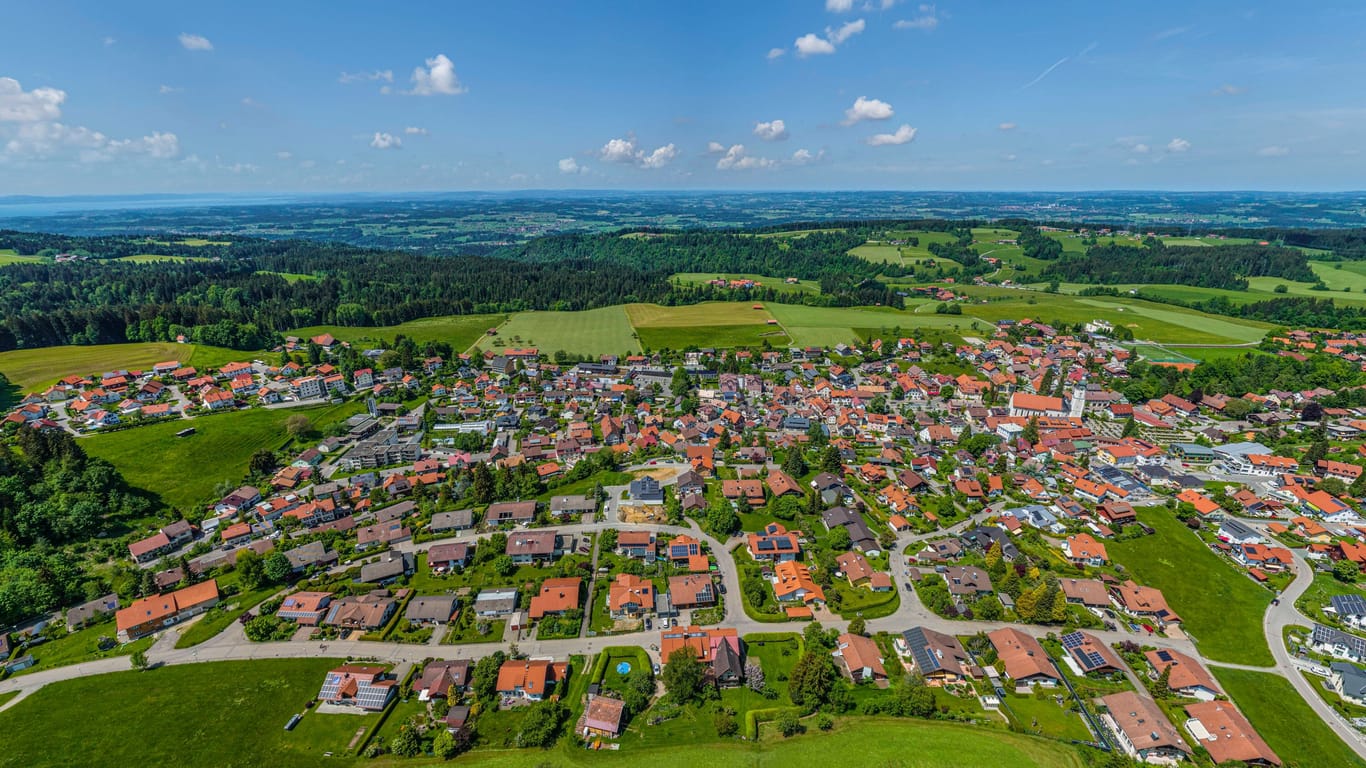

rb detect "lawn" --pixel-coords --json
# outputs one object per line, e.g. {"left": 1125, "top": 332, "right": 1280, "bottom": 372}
{"left": 671, "top": 273, "right": 821, "bottom": 294}
{"left": 0, "top": 658, "right": 368, "bottom": 768}
{"left": 475, "top": 306, "right": 640, "bottom": 356}
{"left": 442, "top": 613, "right": 506, "bottom": 644}
{"left": 0, "top": 342, "right": 251, "bottom": 391}
{"left": 1213, "top": 667, "right": 1366, "bottom": 768}
{"left": 174, "top": 585, "right": 280, "bottom": 648}
{"left": 1108, "top": 507, "right": 1273, "bottom": 666}
{"left": 626, "top": 301, "right": 774, "bottom": 327}
{"left": 1294, "top": 571, "right": 1366, "bottom": 629}
{"left": 593, "top": 646, "right": 652, "bottom": 694}
{"left": 9, "top": 618, "right": 154, "bottom": 676}
{"left": 289, "top": 313, "right": 505, "bottom": 354}
{"left": 848, "top": 243, "right": 906, "bottom": 264}
{"left": 1002, "top": 692, "right": 1093, "bottom": 742}
{"left": 84, "top": 399, "right": 365, "bottom": 511}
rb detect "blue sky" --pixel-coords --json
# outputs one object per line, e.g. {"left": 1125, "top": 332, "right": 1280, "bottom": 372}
{"left": 1, "top": 0, "right": 1364, "bottom": 194}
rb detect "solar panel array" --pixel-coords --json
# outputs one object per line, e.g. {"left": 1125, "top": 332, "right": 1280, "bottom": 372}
{"left": 1061, "top": 631, "right": 1110, "bottom": 672}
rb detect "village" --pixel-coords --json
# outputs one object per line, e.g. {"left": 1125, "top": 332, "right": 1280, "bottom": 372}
{"left": 7, "top": 321, "right": 1366, "bottom": 765}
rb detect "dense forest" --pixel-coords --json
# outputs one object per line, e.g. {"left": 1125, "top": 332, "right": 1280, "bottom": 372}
{"left": 1139, "top": 294, "right": 1366, "bottom": 331}
{"left": 1040, "top": 239, "right": 1317, "bottom": 290}
{"left": 0, "top": 427, "right": 154, "bottom": 626}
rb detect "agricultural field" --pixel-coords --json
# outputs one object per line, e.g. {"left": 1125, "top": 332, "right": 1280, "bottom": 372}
{"left": 476, "top": 305, "right": 641, "bottom": 357}
{"left": 84, "top": 399, "right": 365, "bottom": 510}
{"left": 671, "top": 273, "right": 820, "bottom": 294}
{"left": 964, "top": 294, "right": 1270, "bottom": 345}
{"left": 765, "top": 302, "right": 954, "bottom": 348}
{"left": 628, "top": 301, "right": 783, "bottom": 350}
{"left": 1213, "top": 667, "right": 1366, "bottom": 768}
{"left": 289, "top": 313, "right": 505, "bottom": 353}
{"left": 0, "top": 342, "right": 250, "bottom": 391}
{"left": 1108, "top": 507, "right": 1273, "bottom": 666}
{"left": 0, "top": 659, "right": 369, "bottom": 768}
{"left": 0, "top": 249, "right": 44, "bottom": 266}
{"left": 636, "top": 324, "right": 787, "bottom": 351}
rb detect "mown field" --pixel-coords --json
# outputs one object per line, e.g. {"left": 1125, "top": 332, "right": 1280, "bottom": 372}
{"left": 115, "top": 254, "right": 212, "bottom": 264}
{"left": 289, "top": 313, "right": 505, "bottom": 353}
{"left": 1213, "top": 667, "right": 1366, "bottom": 768}
{"left": 0, "top": 342, "right": 251, "bottom": 391}
{"left": 1108, "top": 507, "right": 1273, "bottom": 666}
{"left": 0, "top": 249, "right": 45, "bottom": 266}
{"left": 671, "top": 273, "right": 820, "bottom": 294}
{"left": 476, "top": 306, "right": 641, "bottom": 357}
{"left": 84, "top": 399, "right": 365, "bottom": 510}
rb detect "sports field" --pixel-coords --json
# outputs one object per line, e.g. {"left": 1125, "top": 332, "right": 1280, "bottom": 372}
{"left": 0, "top": 342, "right": 249, "bottom": 391}
{"left": 478, "top": 305, "right": 641, "bottom": 356}
{"left": 84, "top": 399, "right": 365, "bottom": 510}
{"left": 290, "top": 313, "right": 505, "bottom": 352}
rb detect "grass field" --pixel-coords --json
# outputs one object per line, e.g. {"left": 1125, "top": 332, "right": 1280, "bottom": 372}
{"left": 84, "top": 400, "right": 365, "bottom": 510}
{"left": 637, "top": 325, "right": 788, "bottom": 351}
{"left": 0, "top": 250, "right": 45, "bottom": 266}
{"left": 10, "top": 619, "right": 154, "bottom": 676}
{"left": 671, "top": 273, "right": 820, "bottom": 294}
{"left": 289, "top": 313, "right": 505, "bottom": 353}
{"left": 0, "top": 342, "right": 251, "bottom": 391}
{"left": 0, "top": 658, "right": 370, "bottom": 768}
{"left": 1108, "top": 507, "right": 1273, "bottom": 666}
{"left": 257, "top": 270, "right": 320, "bottom": 283}
{"left": 1213, "top": 667, "right": 1366, "bottom": 768}
{"left": 766, "top": 302, "right": 954, "bottom": 347}
{"left": 477, "top": 306, "right": 641, "bottom": 356}
{"left": 848, "top": 243, "right": 907, "bottom": 264}
{"left": 627, "top": 302, "right": 774, "bottom": 327}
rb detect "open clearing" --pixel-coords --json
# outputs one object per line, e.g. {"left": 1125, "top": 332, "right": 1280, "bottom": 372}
{"left": 116, "top": 254, "right": 212, "bottom": 264}
{"left": 0, "top": 342, "right": 249, "bottom": 391}
{"left": 84, "top": 399, "right": 364, "bottom": 510}
{"left": 1213, "top": 667, "right": 1366, "bottom": 768}
{"left": 1108, "top": 507, "right": 1273, "bottom": 666}
{"left": 0, "top": 250, "right": 44, "bottom": 266}
{"left": 290, "top": 313, "right": 505, "bottom": 352}
{"left": 671, "top": 273, "right": 820, "bottom": 294}
{"left": 627, "top": 302, "right": 774, "bottom": 327}
{"left": 477, "top": 306, "right": 641, "bottom": 356}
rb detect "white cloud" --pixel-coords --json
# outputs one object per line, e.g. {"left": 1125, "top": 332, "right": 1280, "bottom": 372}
{"left": 641, "top": 143, "right": 678, "bottom": 169}
{"left": 766, "top": 47, "right": 786, "bottom": 60}
{"left": 790, "top": 148, "right": 824, "bottom": 165}
{"left": 1257, "top": 145, "right": 1290, "bottom": 157}
{"left": 1214, "top": 83, "right": 1244, "bottom": 96}
{"left": 1002, "top": 153, "right": 1018, "bottom": 162}
{"left": 998, "top": 122, "right": 1017, "bottom": 131}
{"left": 753, "top": 119, "right": 789, "bottom": 142}
{"left": 370, "top": 132, "right": 402, "bottom": 149}
{"left": 894, "top": 4, "right": 940, "bottom": 30}
{"left": 103, "top": 36, "right": 116, "bottom": 47}
{"left": 1153, "top": 26, "right": 1191, "bottom": 41}
{"left": 866, "top": 124, "right": 917, "bottom": 146}
{"left": 843, "top": 96, "right": 894, "bottom": 125}
{"left": 558, "top": 157, "right": 586, "bottom": 174}
{"left": 1132, "top": 143, "right": 1150, "bottom": 154}
{"left": 241, "top": 97, "right": 263, "bottom": 108}
{"left": 407, "top": 54, "right": 466, "bottom": 96}
{"left": 599, "top": 136, "right": 677, "bottom": 168}
{"left": 178, "top": 33, "right": 213, "bottom": 51}
{"left": 0, "top": 78, "right": 66, "bottom": 122}
{"left": 826, "top": 19, "right": 866, "bottom": 45}
{"left": 794, "top": 34, "right": 837, "bottom": 57}
{"left": 276, "top": 151, "right": 293, "bottom": 160}
{"left": 339, "top": 70, "right": 394, "bottom": 84}
{"left": 707, "top": 141, "right": 727, "bottom": 153}
{"left": 715, "top": 144, "right": 776, "bottom": 170}
{"left": 158, "top": 85, "right": 182, "bottom": 95}
{"left": 1166, "top": 137, "right": 1191, "bottom": 152}
{"left": 4, "top": 123, "right": 179, "bottom": 162}
{"left": 826, "top": 0, "right": 854, "bottom": 11}
{"left": 404, "top": 126, "right": 428, "bottom": 135}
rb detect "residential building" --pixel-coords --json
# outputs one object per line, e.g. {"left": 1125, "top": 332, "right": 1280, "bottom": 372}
{"left": 1101, "top": 690, "right": 1191, "bottom": 764}
{"left": 114, "top": 580, "right": 220, "bottom": 641}
{"left": 832, "top": 632, "right": 887, "bottom": 683}
{"left": 317, "top": 665, "right": 397, "bottom": 711}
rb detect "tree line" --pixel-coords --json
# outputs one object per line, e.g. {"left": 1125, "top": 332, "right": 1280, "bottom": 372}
{"left": 1041, "top": 239, "right": 1317, "bottom": 290}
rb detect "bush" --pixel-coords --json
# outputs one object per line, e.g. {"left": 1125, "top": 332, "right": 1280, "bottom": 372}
{"left": 714, "top": 710, "right": 738, "bottom": 737}
{"left": 777, "top": 710, "right": 804, "bottom": 737}
{"left": 816, "top": 713, "right": 834, "bottom": 731}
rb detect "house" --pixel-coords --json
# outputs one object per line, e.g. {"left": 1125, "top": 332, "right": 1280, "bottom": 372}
{"left": 832, "top": 632, "right": 886, "bottom": 683}
{"left": 608, "top": 573, "right": 655, "bottom": 618}
{"left": 506, "top": 530, "right": 561, "bottom": 565}
{"left": 766, "top": 469, "right": 802, "bottom": 498}
{"left": 1311, "top": 623, "right": 1366, "bottom": 662}
{"left": 496, "top": 659, "right": 568, "bottom": 702}
{"left": 1101, "top": 690, "right": 1191, "bottom": 764}
{"left": 722, "top": 478, "right": 765, "bottom": 507}
{"left": 897, "top": 626, "right": 973, "bottom": 684}
{"left": 668, "top": 574, "right": 716, "bottom": 608}
{"left": 616, "top": 530, "right": 657, "bottom": 561}
{"left": 359, "top": 551, "right": 415, "bottom": 584}
{"left": 278, "top": 591, "right": 333, "bottom": 626}
{"left": 1059, "top": 578, "right": 1111, "bottom": 611}
{"left": 283, "top": 541, "right": 339, "bottom": 573}
{"left": 582, "top": 695, "right": 626, "bottom": 739}
{"left": 1328, "top": 594, "right": 1366, "bottom": 630}
{"left": 430, "top": 509, "right": 475, "bottom": 533}
{"left": 1330, "top": 662, "right": 1366, "bottom": 707}
{"left": 415, "top": 659, "right": 471, "bottom": 701}
{"left": 988, "top": 627, "right": 1059, "bottom": 689}
{"left": 822, "top": 506, "right": 881, "bottom": 554}
{"left": 1062, "top": 534, "right": 1108, "bottom": 567}
{"left": 550, "top": 494, "right": 598, "bottom": 518}
{"left": 128, "top": 531, "right": 174, "bottom": 564}
{"left": 405, "top": 595, "right": 459, "bottom": 625}
{"left": 772, "top": 560, "right": 824, "bottom": 605}
{"left": 114, "top": 579, "right": 220, "bottom": 641}
{"left": 323, "top": 591, "right": 399, "bottom": 631}
{"left": 628, "top": 476, "right": 664, "bottom": 503}
{"left": 486, "top": 500, "right": 538, "bottom": 525}
{"left": 942, "top": 566, "right": 993, "bottom": 599}
{"left": 474, "top": 588, "right": 519, "bottom": 617}
{"left": 1183, "top": 700, "right": 1280, "bottom": 766}
{"left": 427, "top": 542, "right": 472, "bottom": 572}
{"left": 355, "top": 522, "right": 411, "bottom": 552}
{"left": 1060, "top": 630, "right": 1124, "bottom": 675}
{"left": 529, "top": 577, "right": 581, "bottom": 620}
{"left": 663, "top": 534, "right": 705, "bottom": 569}
{"left": 1111, "top": 581, "right": 1181, "bottom": 626}
{"left": 747, "top": 523, "right": 802, "bottom": 562}
{"left": 66, "top": 593, "right": 120, "bottom": 631}
{"left": 318, "top": 665, "right": 397, "bottom": 711}
{"left": 960, "top": 525, "right": 1019, "bottom": 560}
{"left": 659, "top": 625, "right": 743, "bottom": 686}
{"left": 1144, "top": 648, "right": 1222, "bottom": 701}
{"left": 1216, "top": 519, "right": 1262, "bottom": 546}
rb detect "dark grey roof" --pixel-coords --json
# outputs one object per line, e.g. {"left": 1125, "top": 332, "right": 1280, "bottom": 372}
{"left": 1332, "top": 594, "right": 1366, "bottom": 618}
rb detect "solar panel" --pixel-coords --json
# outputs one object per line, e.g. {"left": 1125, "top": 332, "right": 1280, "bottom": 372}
{"left": 1156, "top": 650, "right": 1173, "bottom": 662}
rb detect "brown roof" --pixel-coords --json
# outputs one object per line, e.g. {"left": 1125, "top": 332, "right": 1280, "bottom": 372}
{"left": 988, "top": 627, "right": 1057, "bottom": 683}
{"left": 834, "top": 633, "right": 885, "bottom": 679}
{"left": 1184, "top": 700, "right": 1280, "bottom": 766}
{"left": 528, "top": 577, "right": 581, "bottom": 619}
{"left": 1059, "top": 578, "right": 1110, "bottom": 607}
{"left": 1102, "top": 691, "right": 1189, "bottom": 756}
{"left": 608, "top": 573, "right": 655, "bottom": 612}
{"left": 495, "top": 659, "right": 566, "bottom": 697}
{"left": 583, "top": 695, "right": 626, "bottom": 734}
{"left": 766, "top": 470, "right": 802, "bottom": 497}
{"left": 1144, "top": 648, "right": 1222, "bottom": 696}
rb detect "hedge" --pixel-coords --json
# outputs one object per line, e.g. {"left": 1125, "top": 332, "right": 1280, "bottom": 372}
{"left": 743, "top": 706, "right": 803, "bottom": 739}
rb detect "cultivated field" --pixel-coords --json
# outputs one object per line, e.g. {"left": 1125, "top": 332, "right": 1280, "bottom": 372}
{"left": 84, "top": 399, "right": 365, "bottom": 510}
{"left": 627, "top": 302, "right": 774, "bottom": 327}
{"left": 0, "top": 342, "right": 249, "bottom": 391}
{"left": 477, "top": 306, "right": 641, "bottom": 356}
{"left": 290, "top": 313, "right": 505, "bottom": 352}
{"left": 0, "top": 249, "right": 44, "bottom": 266}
